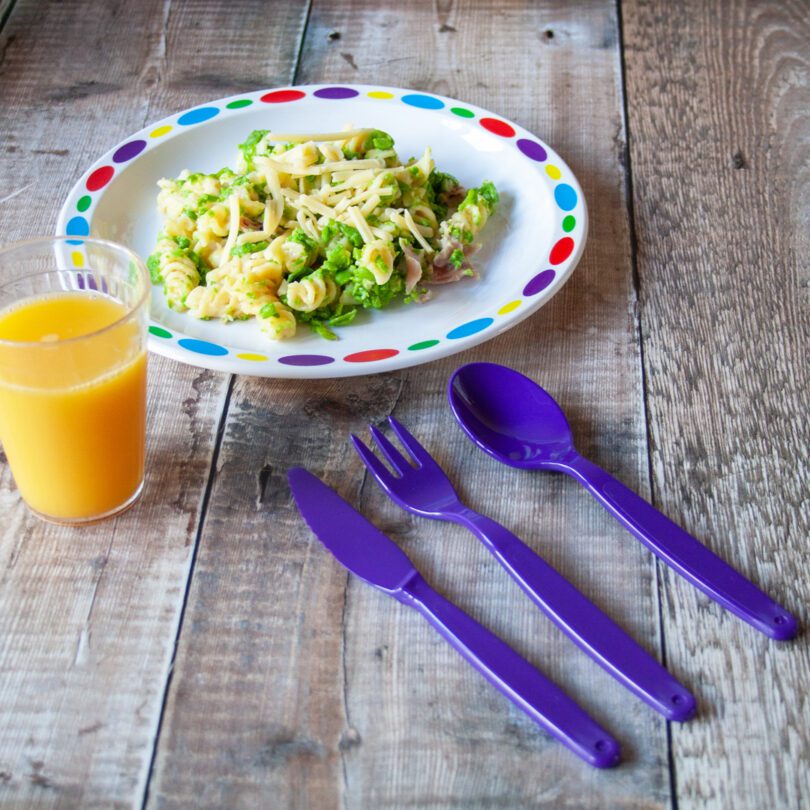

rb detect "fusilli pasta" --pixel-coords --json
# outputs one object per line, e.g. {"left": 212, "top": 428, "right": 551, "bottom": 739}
{"left": 147, "top": 127, "right": 499, "bottom": 341}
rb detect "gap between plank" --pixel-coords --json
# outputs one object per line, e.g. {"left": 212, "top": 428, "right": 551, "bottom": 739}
{"left": 0, "top": 0, "right": 19, "bottom": 36}
{"left": 614, "top": 1, "right": 678, "bottom": 806}
{"left": 138, "top": 373, "right": 235, "bottom": 809}
{"left": 291, "top": 0, "right": 314, "bottom": 85}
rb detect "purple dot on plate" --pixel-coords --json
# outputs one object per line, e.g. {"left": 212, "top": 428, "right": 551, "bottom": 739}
{"left": 113, "top": 139, "right": 147, "bottom": 163}
{"left": 516, "top": 138, "right": 547, "bottom": 162}
{"left": 314, "top": 87, "right": 359, "bottom": 100}
{"left": 523, "top": 269, "right": 556, "bottom": 296}
{"left": 278, "top": 354, "right": 335, "bottom": 366}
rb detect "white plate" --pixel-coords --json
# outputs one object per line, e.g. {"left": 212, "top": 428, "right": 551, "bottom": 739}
{"left": 57, "top": 84, "right": 587, "bottom": 378}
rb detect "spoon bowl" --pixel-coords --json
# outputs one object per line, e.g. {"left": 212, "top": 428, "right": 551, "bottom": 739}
{"left": 448, "top": 362, "right": 576, "bottom": 467}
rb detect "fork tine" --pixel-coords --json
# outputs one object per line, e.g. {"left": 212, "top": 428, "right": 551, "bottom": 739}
{"left": 350, "top": 433, "right": 398, "bottom": 482}
{"left": 387, "top": 417, "right": 432, "bottom": 467}
{"left": 369, "top": 425, "right": 413, "bottom": 475}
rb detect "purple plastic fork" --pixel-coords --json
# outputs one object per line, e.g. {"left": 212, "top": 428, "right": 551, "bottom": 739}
{"left": 351, "top": 417, "right": 697, "bottom": 722}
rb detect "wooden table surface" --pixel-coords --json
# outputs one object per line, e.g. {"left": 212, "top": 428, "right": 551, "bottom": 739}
{"left": 1, "top": 1, "right": 808, "bottom": 807}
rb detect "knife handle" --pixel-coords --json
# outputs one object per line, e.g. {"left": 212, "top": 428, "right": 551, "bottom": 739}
{"left": 564, "top": 454, "right": 798, "bottom": 640}
{"left": 397, "top": 573, "right": 620, "bottom": 768}
{"left": 451, "top": 508, "right": 697, "bottom": 722}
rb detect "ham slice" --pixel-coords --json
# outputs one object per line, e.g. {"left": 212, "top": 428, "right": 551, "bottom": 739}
{"left": 427, "top": 237, "right": 478, "bottom": 284}
{"left": 402, "top": 242, "right": 424, "bottom": 294}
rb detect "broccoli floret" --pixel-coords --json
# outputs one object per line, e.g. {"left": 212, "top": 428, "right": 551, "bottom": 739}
{"left": 328, "top": 309, "right": 358, "bottom": 328}
{"left": 146, "top": 252, "right": 162, "bottom": 284}
{"left": 320, "top": 220, "right": 364, "bottom": 276}
{"left": 429, "top": 169, "right": 460, "bottom": 197}
{"left": 449, "top": 248, "right": 465, "bottom": 270}
{"left": 231, "top": 240, "right": 269, "bottom": 257}
{"left": 288, "top": 228, "right": 318, "bottom": 253}
{"left": 321, "top": 220, "right": 363, "bottom": 249}
{"left": 238, "top": 129, "right": 268, "bottom": 170}
{"left": 450, "top": 225, "right": 474, "bottom": 245}
{"left": 308, "top": 319, "right": 338, "bottom": 340}
{"left": 195, "top": 194, "right": 218, "bottom": 217}
{"left": 284, "top": 228, "right": 320, "bottom": 280}
{"left": 347, "top": 269, "right": 405, "bottom": 309}
{"left": 458, "top": 181, "right": 499, "bottom": 215}
{"left": 458, "top": 187, "right": 479, "bottom": 211}
{"left": 369, "top": 129, "right": 394, "bottom": 150}
{"left": 478, "top": 180, "right": 499, "bottom": 211}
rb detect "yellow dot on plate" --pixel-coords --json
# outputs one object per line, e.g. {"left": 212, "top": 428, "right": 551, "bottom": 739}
{"left": 545, "top": 164, "right": 561, "bottom": 180}
{"left": 368, "top": 91, "right": 394, "bottom": 100}
{"left": 150, "top": 125, "right": 173, "bottom": 138}
{"left": 70, "top": 251, "right": 84, "bottom": 268}
{"left": 237, "top": 352, "right": 267, "bottom": 362}
{"left": 498, "top": 300, "right": 521, "bottom": 315}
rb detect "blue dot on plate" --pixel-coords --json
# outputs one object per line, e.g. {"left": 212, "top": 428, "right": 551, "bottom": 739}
{"left": 177, "top": 337, "right": 228, "bottom": 356}
{"left": 65, "top": 216, "right": 89, "bottom": 237}
{"left": 65, "top": 216, "right": 89, "bottom": 244}
{"left": 401, "top": 93, "right": 444, "bottom": 110}
{"left": 554, "top": 183, "right": 578, "bottom": 211}
{"left": 447, "top": 318, "right": 494, "bottom": 340}
{"left": 177, "top": 107, "right": 220, "bottom": 126}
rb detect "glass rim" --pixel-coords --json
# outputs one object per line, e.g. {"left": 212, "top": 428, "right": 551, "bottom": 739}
{"left": 0, "top": 235, "right": 150, "bottom": 349}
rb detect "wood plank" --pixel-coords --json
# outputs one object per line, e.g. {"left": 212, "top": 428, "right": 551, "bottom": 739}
{"left": 149, "top": 1, "right": 674, "bottom": 807}
{"left": 621, "top": 0, "right": 810, "bottom": 807}
{"left": 0, "top": 0, "right": 299, "bottom": 805}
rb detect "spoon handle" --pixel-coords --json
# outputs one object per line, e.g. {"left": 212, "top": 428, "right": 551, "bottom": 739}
{"left": 564, "top": 455, "right": 797, "bottom": 640}
{"left": 451, "top": 508, "right": 697, "bottom": 721}
{"left": 399, "top": 573, "right": 621, "bottom": 768}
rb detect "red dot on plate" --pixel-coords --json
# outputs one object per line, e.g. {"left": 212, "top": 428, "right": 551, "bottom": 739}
{"left": 549, "top": 236, "right": 574, "bottom": 265}
{"left": 344, "top": 348, "right": 399, "bottom": 363}
{"left": 260, "top": 89, "right": 306, "bottom": 103}
{"left": 480, "top": 117, "right": 515, "bottom": 138}
{"left": 86, "top": 165, "right": 114, "bottom": 191}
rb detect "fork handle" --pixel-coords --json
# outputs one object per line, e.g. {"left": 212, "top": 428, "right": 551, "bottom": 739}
{"left": 450, "top": 508, "right": 697, "bottom": 722}
{"left": 397, "top": 573, "right": 620, "bottom": 768}
{"left": 562, "top": 454, "right": 798, "bottom": 640}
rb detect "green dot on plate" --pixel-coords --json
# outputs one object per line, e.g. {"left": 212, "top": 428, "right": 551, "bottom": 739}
{"left": 450, "top": 107, "right": 475, "bottom": 118}
{"left": 562, "top": 215, "right": 576, "bottom": 232}
{"left": 76, "top": 195, "right": 91, "bottom": 212}
{"left": 149, "top": 325, "right": 172, "bottom": 339}
{"left": 226, "top": 99, "right": 253, "bottom": 109}
{"left": 408, "top": 339, "right": 440, "bottom": 351}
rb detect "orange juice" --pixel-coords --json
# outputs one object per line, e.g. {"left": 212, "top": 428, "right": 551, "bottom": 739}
{"left": 0, "top": 292, "right": 146, "bottom": 520}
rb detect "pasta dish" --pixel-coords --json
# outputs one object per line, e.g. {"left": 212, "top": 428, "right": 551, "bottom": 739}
{"left": 148, "top": 127, "right": 498, "bottom": 340}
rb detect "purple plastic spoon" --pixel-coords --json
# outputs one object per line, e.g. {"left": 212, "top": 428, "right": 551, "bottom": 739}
{"left": 448, "top": 362, "right": 797, "bottom": 641}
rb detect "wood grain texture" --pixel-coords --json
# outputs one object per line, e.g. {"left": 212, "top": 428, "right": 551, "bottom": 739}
{"left": 148, "top": 1, "right": 673, "bottom": 807}
{"left": 0, "top": 0, "right": 235, "bottom": 806}
{"left": 621, "top": 0, "right": 810, "bottom": 807}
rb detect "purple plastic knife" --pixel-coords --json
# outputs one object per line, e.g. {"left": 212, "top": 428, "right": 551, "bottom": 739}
{"left": 288, "top": 467, "right": 621, "bottom": 769}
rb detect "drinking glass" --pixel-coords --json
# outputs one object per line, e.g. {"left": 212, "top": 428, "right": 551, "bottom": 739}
{"left": 0, "top": 236, "right": 149, "bottom": 524}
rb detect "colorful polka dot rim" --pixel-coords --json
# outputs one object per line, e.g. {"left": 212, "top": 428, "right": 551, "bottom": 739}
{"left": 57, "top": 84, "right": 586, "bottom": 378}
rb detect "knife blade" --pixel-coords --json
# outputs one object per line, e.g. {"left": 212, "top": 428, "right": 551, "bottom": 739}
{"left": 288, "top": 466, "right": 416, "bottom": 593}
{"left": 287, "top": 467, "right": 621, "bottom": 768}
